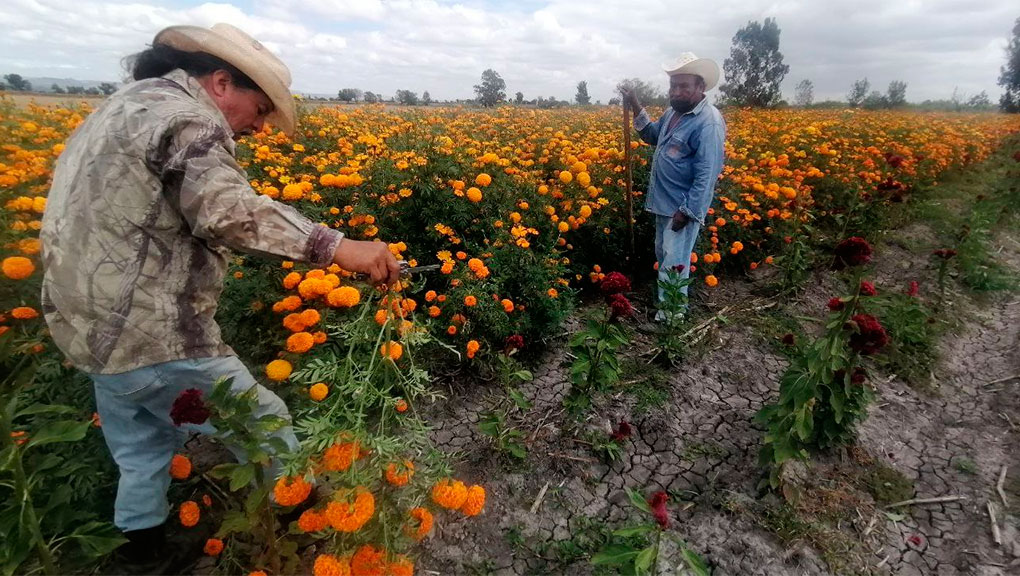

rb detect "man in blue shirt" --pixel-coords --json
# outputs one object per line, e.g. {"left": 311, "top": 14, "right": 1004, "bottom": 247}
{"left": 622, "top": 53, "right": 726, "bottom": 321}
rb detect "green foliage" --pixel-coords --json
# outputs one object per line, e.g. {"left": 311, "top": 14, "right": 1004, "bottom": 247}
{"left": 655, "top": 267, "right": 695, "bottom": 363}
{"left": 566, "top": 313, "right": 630, "bottom": 413}
{"left": 473, "top": 69, "right": 506, "bottom": 107}
{"left": 575, "top": 81, "right": 591, "bottom": 106}
{"left": 477, "top": 360, "right": 532, "bottom": 461}
{"left": 863, "top": 289, "right": 939, "bottom": 388}
{"left": 720, "top": 18, "right": 790, "bottom": 107}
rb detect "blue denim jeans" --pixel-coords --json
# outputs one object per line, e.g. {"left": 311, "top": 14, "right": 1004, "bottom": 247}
{"left": 89, "top": 356, "right": 297, "bottom": 531}
{"left": 654, "top": 214, "right": 702, "bottom": 314}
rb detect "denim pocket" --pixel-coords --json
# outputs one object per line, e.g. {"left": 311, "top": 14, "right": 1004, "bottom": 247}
{"left": 91, "top": 367, "right": 163, "bottom": 399}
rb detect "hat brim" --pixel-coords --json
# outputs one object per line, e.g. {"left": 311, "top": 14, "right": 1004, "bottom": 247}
{"left": 662, "top": 59, "right": 720, "bottom": 91}
{"left": 155, "top": 25, "right": 296, "bottom": 136}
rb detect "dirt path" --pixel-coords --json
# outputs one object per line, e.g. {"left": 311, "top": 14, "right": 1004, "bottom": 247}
{"left": 419, "top": 200, "right": 1020, "bottom": 573}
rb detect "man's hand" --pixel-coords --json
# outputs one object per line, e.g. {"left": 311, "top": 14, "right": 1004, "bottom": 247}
{"left": 670, "top": 210, "right": 690, "bottom": 231}
{"left": 332, "top": 239, "right": 401, "bottom": 286}
{"left": 620, "top": 88, "right": 641, "bottom": 114}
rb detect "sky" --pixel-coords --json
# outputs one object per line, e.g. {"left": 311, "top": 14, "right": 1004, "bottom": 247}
{"left": 0, "top": 0, "right": 1016, "bottom": 104}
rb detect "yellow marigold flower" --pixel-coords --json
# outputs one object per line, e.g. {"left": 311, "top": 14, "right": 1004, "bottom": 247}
{"left": 32, "top": 196, "right": 47, "bottom": 214}
{"left": 350, "top": 544, "right": 385, "bottom": 576}
{"left": 705, "top": 275, "right": 719, "bottom": 287}
{"left": 571, "top": 161, "right": 587, "bottom": 173}
{"left": 309, "top": 383, "right": 329, "bottom": 401}
{"left": 273, "top": 475, "right": 312, "bottom": 507}
{"left": 179, "top": 501, "right": 200, "bottom": 527}
{"left": 322, "top": 441, "right": 361, "bottom": 472}
{"left": 464, "top": 295, "right": 477, "bottom": 307}
{"left": 466, "top": 339, "right": 480, "bottom": 359}
{"left": 2, "top": 256, "right": 34, "bottom": 280}
{"left": 297, "top": 509, "right": 330, "bottom": 533}
{"left": 282, "top": 183, "right": 304, "bottom": 201}
{"left": 558, "top": 221, "right": 570, "bottom": 233}
{"left": 460, "top": 485, "right": 485, "bottom": 516}
{"left": 579, "top": 205, "right": 592, "bottom": 218}
{"left": 170, "top": 454, "right": 192, "bottom": 480}
{"left": 265, "top": 359, "right": 292, "bottom": 381}
{"left": 406, "top": 507, "right": 433, "bottom": 541}
{"left": 287, "top": 331, "right": 315, "bottom": 353}
{"left": 387, "top": 556, "right": 414, "bottom": 576}
{"left": 576, "top": 172, "right": 591, "bottom": 187}
{"left": 466, "top": 187, "right": 483, "bottom": 202}
{"left": 385, "top": 460, "right": 415, "bottom": 486}
{"left": 431, "top": 478, "right": 468, "bottom": 510}
{"left": 325, "top": 488, "right": 375, "bottom": 532}
{"left": 313, "top": 554, "right": 351, "bottom": 576}
{"left": 11, "top": 306, "right": 39, "bottom": 320}
{"left": 380, "top": 341, "right": 403, "bottom": 361}
{"left": 283, "top": 272, "right": 302, "bottom": 290}
{"left": 559, "top": 171, "right": 573, "bottom": 184}
{"left": 203, "top": 538, "right": 224, "bottom": 556}
{"left": 475, "top": 173, "right": 492, "bottom": 186}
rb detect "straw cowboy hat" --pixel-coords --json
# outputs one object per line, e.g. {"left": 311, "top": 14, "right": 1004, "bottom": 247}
{"left": 662, "top": 53, "right": 721, "bottom": 91}
{"left": 154, "top": 23, "right": 296, "bottom": 135}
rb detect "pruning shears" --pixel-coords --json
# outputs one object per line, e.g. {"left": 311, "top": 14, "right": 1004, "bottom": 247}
{"left": 398, "top": 260, "right": 441, "bottom": 276}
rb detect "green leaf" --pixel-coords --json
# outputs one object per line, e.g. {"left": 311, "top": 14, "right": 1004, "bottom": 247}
{"left": 625, "top": 487, "right": 652, "bottom": 514}
{"left": 478, "top": 419, "right": 500, "bottom": 436}
{"left": 508, "top": 387, "right": 532, "bottom": 410}
{"left": 634, "top": 545, "right": 656, "bottom": 574}
{"left": 229, "top": 464, "right": 257, "bottom": 492}
{"left": 267, "top": 437, "right": 292, "bottom": 456}
{"left": 591, "top": 544, "right": 640, "bottom": 566}
{"left": 612, "top": 524, "right": 657, "bottom": 538}
{"left": 67, "top": 521, "right": 126, "bottom": 558}
{"left": 14, "top": 404, "right": 78, "bottom": 419}
{"left": 681, "top": 545, "right": 711, "bottom": 576}
{"left": 216, "top": 510, "right": 251, "bottom": 537}
{"left": 507, "top": 442, "right": 528, "bottom": 460}
{"left": 511, "top": 370, "right": 533, "bottom": 382}
{"left": 25, "top": 419, "right": 91, "bottom": 449}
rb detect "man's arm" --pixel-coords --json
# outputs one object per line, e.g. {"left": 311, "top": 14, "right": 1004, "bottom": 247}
{"left": 622, "top": 89, "right": 661, "bottom": 145}
{"left": 682, "top": 122, "right": 727, "bottom": 225}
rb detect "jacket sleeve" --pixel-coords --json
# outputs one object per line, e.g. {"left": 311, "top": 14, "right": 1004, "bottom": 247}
{"left": 152, "top": 114, "right": 343, "bottom": 267}
{"left": 633, "top": 109, "right": 662, "bottom": 145}
{"left": 683, "top": 121, "right": 727, "bottom": 223}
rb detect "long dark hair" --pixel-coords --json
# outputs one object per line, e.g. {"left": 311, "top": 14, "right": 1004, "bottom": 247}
{"left": 123, "top": 44, "right": 259, "bottom": 90}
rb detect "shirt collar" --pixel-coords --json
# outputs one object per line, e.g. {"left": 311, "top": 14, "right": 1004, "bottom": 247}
{"left": 162, "top": 69, "right": 234, "bottom": 137}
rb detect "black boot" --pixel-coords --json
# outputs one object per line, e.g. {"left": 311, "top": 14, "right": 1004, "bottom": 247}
{"left": 109, "top": 524, "right": 178, "bottom": 575}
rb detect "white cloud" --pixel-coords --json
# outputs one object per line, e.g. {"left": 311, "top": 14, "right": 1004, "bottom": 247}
{"left": 0, "top": 0, "right": 1015, "bottom": 103}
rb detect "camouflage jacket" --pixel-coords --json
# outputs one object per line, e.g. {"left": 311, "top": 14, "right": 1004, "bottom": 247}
{"left": 40, "top": 69, "right": 342, "bottom": 375}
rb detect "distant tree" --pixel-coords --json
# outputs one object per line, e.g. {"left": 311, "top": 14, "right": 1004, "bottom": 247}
{"left": 575, "top": 81, "right": 591, "bottom": 105}
{"left": 337, "top": 88, "right": 361, "bottom": 102}
{"left": 886, "top": 80, "right": 907, "bottom": 107}
{"left": 719, "top": 18, "right": 790, "bottom": 107}
{"left": 862, "top": 90, "right": 888, "bottom": 109}
{"left": 395, "top": 89, "right": 419, "bottom": 105}
{"left": 514, "top": 91, "right": 524, "bottom": 104}
{"left": 98, "top": 82, "right": 117, "bottom": 96}
{"left": 66, "top": 85, "right": 85, "bottom": 95}
{"left": 794, "top": 79, "right": 814, "bottom": 106}
{"left": 950, "top": 86, "right": 966, "bottom": 112}
{"left": 3, "top": 74, "right": 31, "bottom": 91}
{"left": 84, "top": 87, "right": 100, "bottom": 96}
{"left": 0, "top": 82, "right": 6, "bottom": 91}
{"left": 847, "top": 77, "right": 870, "bottom": 107}
{"left": 363, "top": 91, "right": 379, "bottom": 103}
{"left": 967, "top": 91, "right": 992, "bottom": 109}
{"left": 608, "top": 96, "right": 621, "bottom": 106}
{"left": 999, "top": 16, "right": 1020, "bottom": 112}
{"left": 421, "top": 91, "right": 432, "bottom": 105}
{"left": 51, "top": 83, "right": 65, "bottom": 94}
{"left": 615, "top": 78, "right": 666, "bottom": 107}
{"left": 473, "top": 69, "right": 506, "bottom": 107}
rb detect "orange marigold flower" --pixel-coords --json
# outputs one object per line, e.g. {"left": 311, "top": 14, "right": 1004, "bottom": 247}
{"left": 431, "top": 478, "right": 468, "bottom": 510}
{"left": 428, "top": 305, "right": 441, "bottom": 318}
{"left": 203, "top": 538, "right": 224, "bottom": 556}
{"left": 350, "top": 544, "right": 385, "bottom": 576}
{"left": 466, "top": 339, "right": 480, "bottom": 359}
{"left": 406, "top": 507, "right": 433, "bottom": 541}
{"left": 374, "top": 309, "right": 389, "bottom": 325}
{"left": 282, "top": 313, "right": 307, "bottom": 332}
{"left": 387, "top": 556, "right": 414, "bottom": 576}
{"left": 179, "top": 501, "right": 200, "bottom": 527}
{"left": 273, "top": 475, "right": 312, "bottom": 507}
{"left": 309, "top": 383, "right": 329, "bottom": 401}
{"left": 322, "top": 441, "right": 361, "bottom": 472}
{"left": 384, "top": 460, "right": 414, "bottom": 486}
{"left": 547, "top": 288, "right": 558, "bottom": 298}
{"left": 313, "top": 331, "right": 327, "bottom": 344}
{"left": 11, "top": 306, "right": 39, "bottom": 320}
{"left": 326, "top": 286, "right": 361, "bottom": 308}
{"left": 169, "top": 454, "right": 192, "bottom": 480}
{"left": 501, "top": 299, "right": 514, "bottom": 313}
{"left": 475, "top": 173, "right": 492, "bottom": 186}
{"left": 324, "top": 488, "right": 375, "bottom": 532}
{"left": 2, "top": 256, "right": 35, "bottom": 279}
{"left": 446, "top": 325, "right": 457, "bottom": 335}
{"left": 705, "top": 275, "right": 719, "bottom": 287}
{"left": 298, "top": 509, "right": 330, "bottom": 533}
{"left": 283, "top": 272, "right": 302, "bottom": 290}
{"left": 463, "top": 295, "right": 477, "bottom": 307}
{"left": 314, "top": 554, "right": 351, "bottom": 576}
{"left": 466, "top": 187, "right": 482, "bottom": 202}
{"left": 298, "top": 278, "right": 331, "bottom": 300}
{"left": 460, "top": 485, "right": 485, "bottom": 516}
{"left": 248, "top": 572, "right": 268, "bottom": 576}
{"left": 202, "top": 494, "right": 212, "bottom": 507}
{"left": 300, "top": 308, "right": 321, "bottom": 327}
{"left": 380, "top": 341, "right": 403, "bottom": 361}
{"left": 266, "top": 359, "right": 292, "bottom": 381}
{"left": 395, "top": 399, "right": 408, "bottom": 413}
{"left": 424, "top": 290, "right": 437, "bottom": 302}
{"left": 272, "top": 295, "right": 303, "bottom": 313}
{"left": 287, "top": 331, "right": 315, "bottom": 353}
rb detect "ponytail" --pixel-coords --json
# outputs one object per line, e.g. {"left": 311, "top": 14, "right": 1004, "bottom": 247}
{"left": 123, "top": 44, "right": 259, "bottom": 90}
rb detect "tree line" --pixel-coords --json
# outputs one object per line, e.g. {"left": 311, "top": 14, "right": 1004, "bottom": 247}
{"left": 0, "top": 74, "right": 119, "bottom": 96}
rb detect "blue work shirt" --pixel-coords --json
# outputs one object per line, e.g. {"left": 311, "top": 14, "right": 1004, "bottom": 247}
{"left": 634, "top": 97, "right": 726, "bottom": 224}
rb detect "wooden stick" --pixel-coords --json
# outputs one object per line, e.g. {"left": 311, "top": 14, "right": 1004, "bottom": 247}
{"left": 885, "top": 495, "right": 966, "bottom": 508}
{"left": 530, "top": 481, "right": 550, "bottom": 514}
{"left": 997, "top": 465, "right": 1008, "bottom": 507}
{"left": 983, "top": 374, "right": 1019, "bottom": 386}
{"left": 622, "top": 103, "right": 634, "bottom": 260}
{"left": 987, "top": 501, "right": 1001, "bottom": 546}
{"left": 547, "top": 452, "right": 598, "bottom": 464}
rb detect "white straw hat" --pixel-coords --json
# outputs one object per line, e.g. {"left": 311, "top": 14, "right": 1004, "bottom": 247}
{"left": 154, "top": 23, "right": 296, "bottom": 135}
{"left": 662, "top": 53, "right": 721, "bottom": 91}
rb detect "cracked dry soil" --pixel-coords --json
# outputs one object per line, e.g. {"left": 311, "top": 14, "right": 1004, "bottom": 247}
{"left": 419, "top": 227, "right": 1020, "bottom": 575}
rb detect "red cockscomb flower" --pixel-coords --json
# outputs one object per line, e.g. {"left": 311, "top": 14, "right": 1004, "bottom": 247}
{"left": 848, "top": 314, "right": 889, "bottom": 355}
{"left": 608, "top": 293, "right": 633, "bottom": 320}
{"left": 859, "top": 281, "right": 876, "bottom": 296}
{"left": 170, "top": 389, "right": 210, "bottom": 426}
{"left": 610, "top": 422, "right": 633, "bottom": 442}
{"left": 648, "top": 491, "right": 670, "bottom": 529}
{"left": 905, "top": 281, "right": 919, "bottom": 297}
{"left": 600, "top": 271, "right": 631, "bottom": 296}
{"left": 833, "top": 237, "right": 872, "bottom": 269}
{"left": 827, "top": 297, "right": 845, "bottom": 312}
{"left": 505, "top": 334, "right": 525, "bottom": 351}
{"left": 781, "top": 333, "right": 796, "bottom": 346}
{"left": 932, "top": 248, "right": 957, "bottom": 259}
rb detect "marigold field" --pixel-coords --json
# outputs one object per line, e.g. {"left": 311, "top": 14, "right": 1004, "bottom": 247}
{"left": 1, "top": 93, "right": 1019, "bottom": 574}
